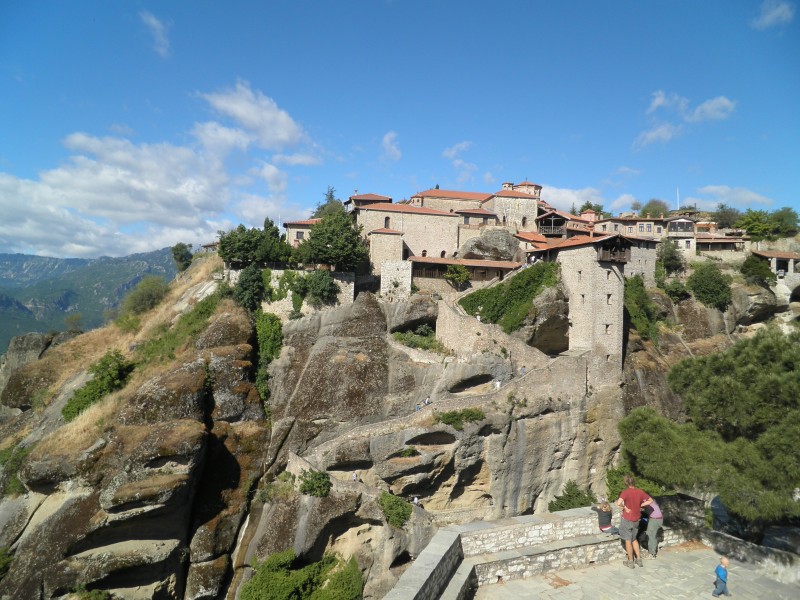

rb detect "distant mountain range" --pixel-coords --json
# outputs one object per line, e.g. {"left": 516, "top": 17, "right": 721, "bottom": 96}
{"left": 0, "top": 249, "right": 177, "bottom": 354}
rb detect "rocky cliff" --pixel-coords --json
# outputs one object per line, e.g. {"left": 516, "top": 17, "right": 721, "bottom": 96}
{"left": 0, "top": 259, "right": 793, "bottom": 599}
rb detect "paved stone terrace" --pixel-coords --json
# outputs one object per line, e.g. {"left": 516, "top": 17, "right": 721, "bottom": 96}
{"left": 474, "top": 542, "right": 800, "bottom": 599}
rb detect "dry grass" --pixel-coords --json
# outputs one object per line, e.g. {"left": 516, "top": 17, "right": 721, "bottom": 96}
{"left": 31, "top": 393, "right": 122, "bottom": 460}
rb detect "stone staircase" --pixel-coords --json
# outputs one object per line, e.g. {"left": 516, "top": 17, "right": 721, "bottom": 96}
{"left": 385, "top": 508, "right": 632, "bottom": 600}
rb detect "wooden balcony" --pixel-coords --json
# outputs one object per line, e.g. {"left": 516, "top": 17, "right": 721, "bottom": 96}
{"left": 538, "top": 226, "right": 565, "bottom": 235}
{"left": 597, "top": 248, "right": 630, "bottom": 263}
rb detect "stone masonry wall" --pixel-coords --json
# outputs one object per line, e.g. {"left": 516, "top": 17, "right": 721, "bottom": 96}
{"left": 369, "top": 233, "right": 403, "bottom": 274}
{"left": 379, "top": 261, "right": 412, "bottom": 302}
{"left": 358, "top": 210, "right": 460, "bottom": 258}
{"left": 627, "top": 241, "right": 658, "bottom": 287}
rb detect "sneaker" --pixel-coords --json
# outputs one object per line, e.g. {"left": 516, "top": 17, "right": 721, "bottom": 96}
{"left": 623, "top": 560, "right": 635, "bottom": 569}
{"left": 636, "top": 558, "right": 644, "bottom": 567}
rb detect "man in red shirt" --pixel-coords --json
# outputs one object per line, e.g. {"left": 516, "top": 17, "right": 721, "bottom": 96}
{"left": 615, "top": 474, "right": 652, "bottom": 568}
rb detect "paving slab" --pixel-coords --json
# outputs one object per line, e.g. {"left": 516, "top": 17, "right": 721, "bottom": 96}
{"left": 474, "top": 542, "right": 800, "bottom": 600}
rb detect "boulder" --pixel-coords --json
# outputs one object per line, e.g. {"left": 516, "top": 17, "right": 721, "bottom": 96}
{"left": 381, "top": 296, "right": 438, "bottom": 333}
{"left": 511, "top": 284, "right": 569, "bottom": 354}
{"left": 729, "top": 283, "right": 780, "bottom": 326}
{"left": 457, "top": 229, "right": 520, "bottom": 262}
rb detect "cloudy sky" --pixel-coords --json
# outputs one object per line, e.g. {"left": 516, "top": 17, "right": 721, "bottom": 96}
{"left": 1, "top": 1, "right": 798, "bottom": 258}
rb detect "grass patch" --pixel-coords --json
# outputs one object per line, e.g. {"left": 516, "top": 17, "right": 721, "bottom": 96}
{"left": 135, "top": 292, "right": 221, "bottom": 364}
{"left": 378, "top": 491, "right": 413, "bottom": 528}
{"left": 62, "top": 350, "right": 134, "bottom": 423}
{"left": 399, "top": 447, "right": 419, "bottom": 458}
{"left": 392, "top": 323, "right": 448, "bottom": 353}
{"left": 259, "top": 471, "right": 296, "bottom": 503}
{"left": 435, "top": 408, "right": 485, "bottom": 431}
{"left": 458, "top": 262, "right": 559, "bottom": 333}
{"left": 0, "top": 444, "right": 32, "bottom": 497}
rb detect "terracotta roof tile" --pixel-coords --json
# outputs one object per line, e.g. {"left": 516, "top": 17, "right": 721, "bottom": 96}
{"left": 493, "top": 189, "right": 539, "bottom": 199}
{"left": 283, "top": 218, "right": 322, "bottom": 227}
{"left": 514, "top": 231, "right": 548, "bottom": 243}
{"left": 368, "top": 228, "right": 403, "bottom": 235}
{"left": 348, "top": 193, "right": 392, "bottom": 201}
{"left": 752, "top": 250, "right": 800, "bottom": 260}
{"left": 412, "top": 189, "right": 493, "bottom": 202}
{"left": 516, "top": 180, "right": 541, "bottom": 187}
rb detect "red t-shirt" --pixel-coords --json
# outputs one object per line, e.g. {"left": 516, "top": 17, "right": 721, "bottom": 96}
{"left": 618, "top": 487, "right": 650, "bottom": 522}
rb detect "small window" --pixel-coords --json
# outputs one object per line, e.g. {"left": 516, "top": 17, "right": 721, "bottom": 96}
{"left": 522, "top": 216, "right": 528, "bottom": 227}
{"left": 464, "top": 215, "right": 469, "bottom": 225}
{"left": 646, "top": 224, "right": 652, "bottom": 232}
{"left": 296, "top": 231, "right": 304, "bottom": 240}
{"left": 614, "top": 224, "right": 619, "bottom": 232}
{"left": 605, "top": 324, "right": 611, "bottom": 335}
{"left": 628, "top": 226, "right": 633, "bottom": 233}
{"left": 578, "top": 270, "right": 582, "bottom": 281}
{"left": 656, "top": 226, "right": 662, "bottom": 234}
{"left": 422, "top": 250, "right": 427, "bottom": 257}
{"left": 602, "top": 224, "right": 607, "bottom": 231}
{"left": 440, "top": 250, "right": 446, "bottom": 258}
{"left": 607, "top": 270, "right": 611, "bottom": 280}
{"left": 685, "top": 240, "right": 691, "bottom": 249}
{"left": 384, "top": 216, "right": 390, "bottom": 228}
{"left": 606, "top": 354, "right": 611, "bottom": 362}
{"left": 581, "top": 294, "right": 585, "bottom": 304}
{"left": 639, "top": 224, "right": 644, "bottom": 232}
{"left": 607, "top": 294, "right": 612, "bottom": 305}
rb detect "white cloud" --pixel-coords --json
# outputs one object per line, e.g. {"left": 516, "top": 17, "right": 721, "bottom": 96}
{"left": 646, "top": 90, "right": 688, "bottom": 115}
{"left": 686, "top": 96, "right": 736, "bottom": 122}
{"left": 752, "top": 0, "right": 795, "bottom": 29}
{"left": 200, "top": 81, "right": 305, "bottom": 150}
{"left": 451, "top": 159, "right": 477, "bottom": 184}
{"left": 139, "top": 11, "right": 171, "bottom": 58}
{"left": 540, "top": 185, "right": 605, "bottom": 213}
{"left": 381, "top": 131, "right": 401, "bottom": 161}
{"left": 608, "top": 193, "right": 638, "bottom": 212}
{"left": 442, "top": 141, "right": 472, "bottom": 160}
{"left": 633, "top": 123, "right": 683, "bottom": 150}
{"left": 685, "top": 185, "right": 773, "bottom": 210}
{"left": 192, "top": 121, "right": 251, "bottom": 156}
{"left": 615, "top": 166, "right": 640, "bottom": 177}
{"left": 256, "top": 162, "right": 288, "bottom": 195}
{"left": 483, "top": 171, "right": 496, "bottom": 185}
{"left": 272, "top": 153, "right": 321, "bottom": 166}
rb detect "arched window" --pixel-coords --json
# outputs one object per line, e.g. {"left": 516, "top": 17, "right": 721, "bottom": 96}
{"left": 521, "top": 216, "right": 527, "bottom": 227}
{"left": 422, "top": 250, "right": 427, "bottom": 257}
{"left": 502, "top": 216, "right": 507, "bottom": 225}
{"left": 440, "top": 250, "right": 446, "bottom": 258}
{"left": 384, "top": 216, "right": 390, "bottom": 228}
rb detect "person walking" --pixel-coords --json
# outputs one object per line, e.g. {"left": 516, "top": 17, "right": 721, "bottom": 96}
{"left": 712, "top": 556, "right": 731, "bottom": 597}
{"left": 615, "top": 474, "right": 652, "bottom": 569}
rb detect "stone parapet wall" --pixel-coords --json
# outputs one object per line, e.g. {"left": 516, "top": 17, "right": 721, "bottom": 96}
{"left": 379, "top": 261, "right": 412, "bottom": 302}
{"left": 458, "top": 509, "right": 597, "bottom": 556}
{"left": 383, "top": 529, "right": 464, "bottom": 600}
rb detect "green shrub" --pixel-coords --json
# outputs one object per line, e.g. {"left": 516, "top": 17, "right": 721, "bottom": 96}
{"left": 62, "top": 350, "right": 134, "bottom": 422}
{"left": 605, "top": 462, "right": 671, "bottom": 502}
{"left": 0, "top": 546, "right": 12, "bottom": 581}
{"left": 120, "top": 275, "right": 170, "bottom": 315}
{"left": 304, "top": 270, "right": 341, "bottom": 308}
{"left": 378, "top": 492, "right": 413, "bottom": 528}
{"left": 399, "top": 447, "right": 419, "bottom": 458}
{"left": 392, "top": 323, "right": 448, "bottom": 354}
{"left": 657, "top": 239, "right": 684, "bottom": 275}
{"left": 740, "top": 255, "right": 777, "bottom": 287}
{"left": 276, "top": 270, "right": 298, "bottom": 301}
{"left": 443, "top": 264, "right": 470, "bottom": 290}
{"left": 663, "top": 279, "right": 689, "bottom": 302}
{"left": 0, "top": 445, "right": 32, "bottom": 497}
{"left": 241, "top": 550, "right": 361, "bottom": 600}
{"left": 299, "top": 469, "right": 332, "bottom": 497}
{"left": 72, "top": 587, "right": 114, "bottom": 600}
{"left": 459, "top": 262, "right": 558, "bottom": 333}
{"left": 687, "top": 262, "right": 732, "bottom": 311}
{"left": 233, "top": 263, "right": 266, "bottom": 312}
{"left": 547, "top": 480, "right": 597, "bottom": 512}
{"left": 262, "top": 268, "right": 274, "bottom": 302}
{"left": 624, "top": 275, "right": 659, "bottom": 341}
{"left": 260, "top": 471, "right": 296, "bottom": 503}
{"left": 114, "top": 312, "right": 140, "bottom": 333}
{"left": 254, "top": 311, "right": 283, "bottom": 405}
{"left": 435, "top": 408, "right": 485, "bottom": 431}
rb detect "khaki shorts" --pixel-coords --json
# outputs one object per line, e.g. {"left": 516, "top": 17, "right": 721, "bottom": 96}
{"left": 619, "top": 518, "right": 639, "bottom": 541}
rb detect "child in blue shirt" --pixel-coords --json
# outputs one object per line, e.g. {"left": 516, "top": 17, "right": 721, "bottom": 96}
{"left": 712, "top": 556, "right": 731, "bottom": 597}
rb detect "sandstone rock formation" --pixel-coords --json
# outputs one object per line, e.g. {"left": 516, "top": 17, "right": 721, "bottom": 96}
{"left": 457, "top": 229, "right": 521, "bottom": 262}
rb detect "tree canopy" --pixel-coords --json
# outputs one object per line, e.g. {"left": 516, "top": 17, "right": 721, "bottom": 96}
{"left": 686, "top": 262, "right": 732, "bottom": 311}
{"left": 311, "top": 186, "right": 346, "bottom": 219}
{"left": 736, "top": 207, "right": 799, "bottom": 241}
{"left": 657, "top": 239, "right": 684, "bottom": 275}
{"left": 297, "top": 211, "right": 369, "bottom": 272}
{"left": 638, "top": 199, "right": 670, "bottom": 217}
{"left": 714, "top": 204, "right": 741, "bottom": 229}
{"left": 578, "top": 201, "right": 611, "bottom": 218}
{"left": 171, "top": 243, "right": 193, "bottom": 271}
{"left": 616, "top": 328, "right": 800, "bottom": 523}
{"left": 218, "top": 219, "right": 293, "bottom": 267}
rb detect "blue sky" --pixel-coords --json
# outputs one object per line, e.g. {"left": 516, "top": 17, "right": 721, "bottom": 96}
{"left": 1, "top": 1, "right": 797, "bottom": 258}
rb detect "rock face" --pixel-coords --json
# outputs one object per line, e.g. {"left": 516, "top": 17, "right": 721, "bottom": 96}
{"left": 729, "top": 283, "right": 781, "bottom": 325}
{"left": 457, "top": 229, "right": 521, "bottom": 262}
{"left": 0, "top": 302, "right": 268, "bottom": 599}
{"left": 511, "top": 284, "right": 570, "bottom": 354}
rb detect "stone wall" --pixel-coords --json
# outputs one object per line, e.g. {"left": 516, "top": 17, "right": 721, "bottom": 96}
{"left": 370, "top": 233, "right": 404, "bottom": 274}
{"left": 488, "top": 196, "right": 539, "bottom": 231}
{"left": 380, "top": 261, "right": 412, "bottom": 302}
{"left": 382, "top": 529, "right": 464, "bottom": 600}
{"left": 627, "top": 240, "right": 658, "bottom": 286}
{"left": 227, "top": 267, "right": 355, "bottom": 320}
{"left": 358, "top": 210, "right": 460, "bottom": 258}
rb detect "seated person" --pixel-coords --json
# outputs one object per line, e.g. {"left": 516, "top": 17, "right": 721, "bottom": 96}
{"left": 591, "top": 499, "right": 619, "bottom": 535}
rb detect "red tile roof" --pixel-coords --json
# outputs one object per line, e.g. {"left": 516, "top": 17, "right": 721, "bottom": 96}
{"left": 455, "top": 208, "right": 497, "bottom": 216}
{"left": 516, "top": 181, "right": 541, "bottom": 187}
{"left": 348, "top": 193, "right": 392, "bottom": 201}
{"left": 358, "top": 203, "right": 457, "bottom": 216}
{"left": 752, "top": 250, "right": 800, "bottom": 260}
{"left": 412, "top": 189, "right": 493, "bottom": 203}
{"left": 410, "top": 256, "right": 521, "bottom": 269}
{"left": 368, "top": 228, "right": 403, "bottom": 235}
{"left": 537, "top": 209, "right": 589, "bottom": 223}
{"left": 514, "top": 231, "right": 548, "bottom": 243}
{"left": 283, "top": 218, "right": 322, "bottom": 227}
{"left": 529, "top": 234, "right": 614, "bottom": 252}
